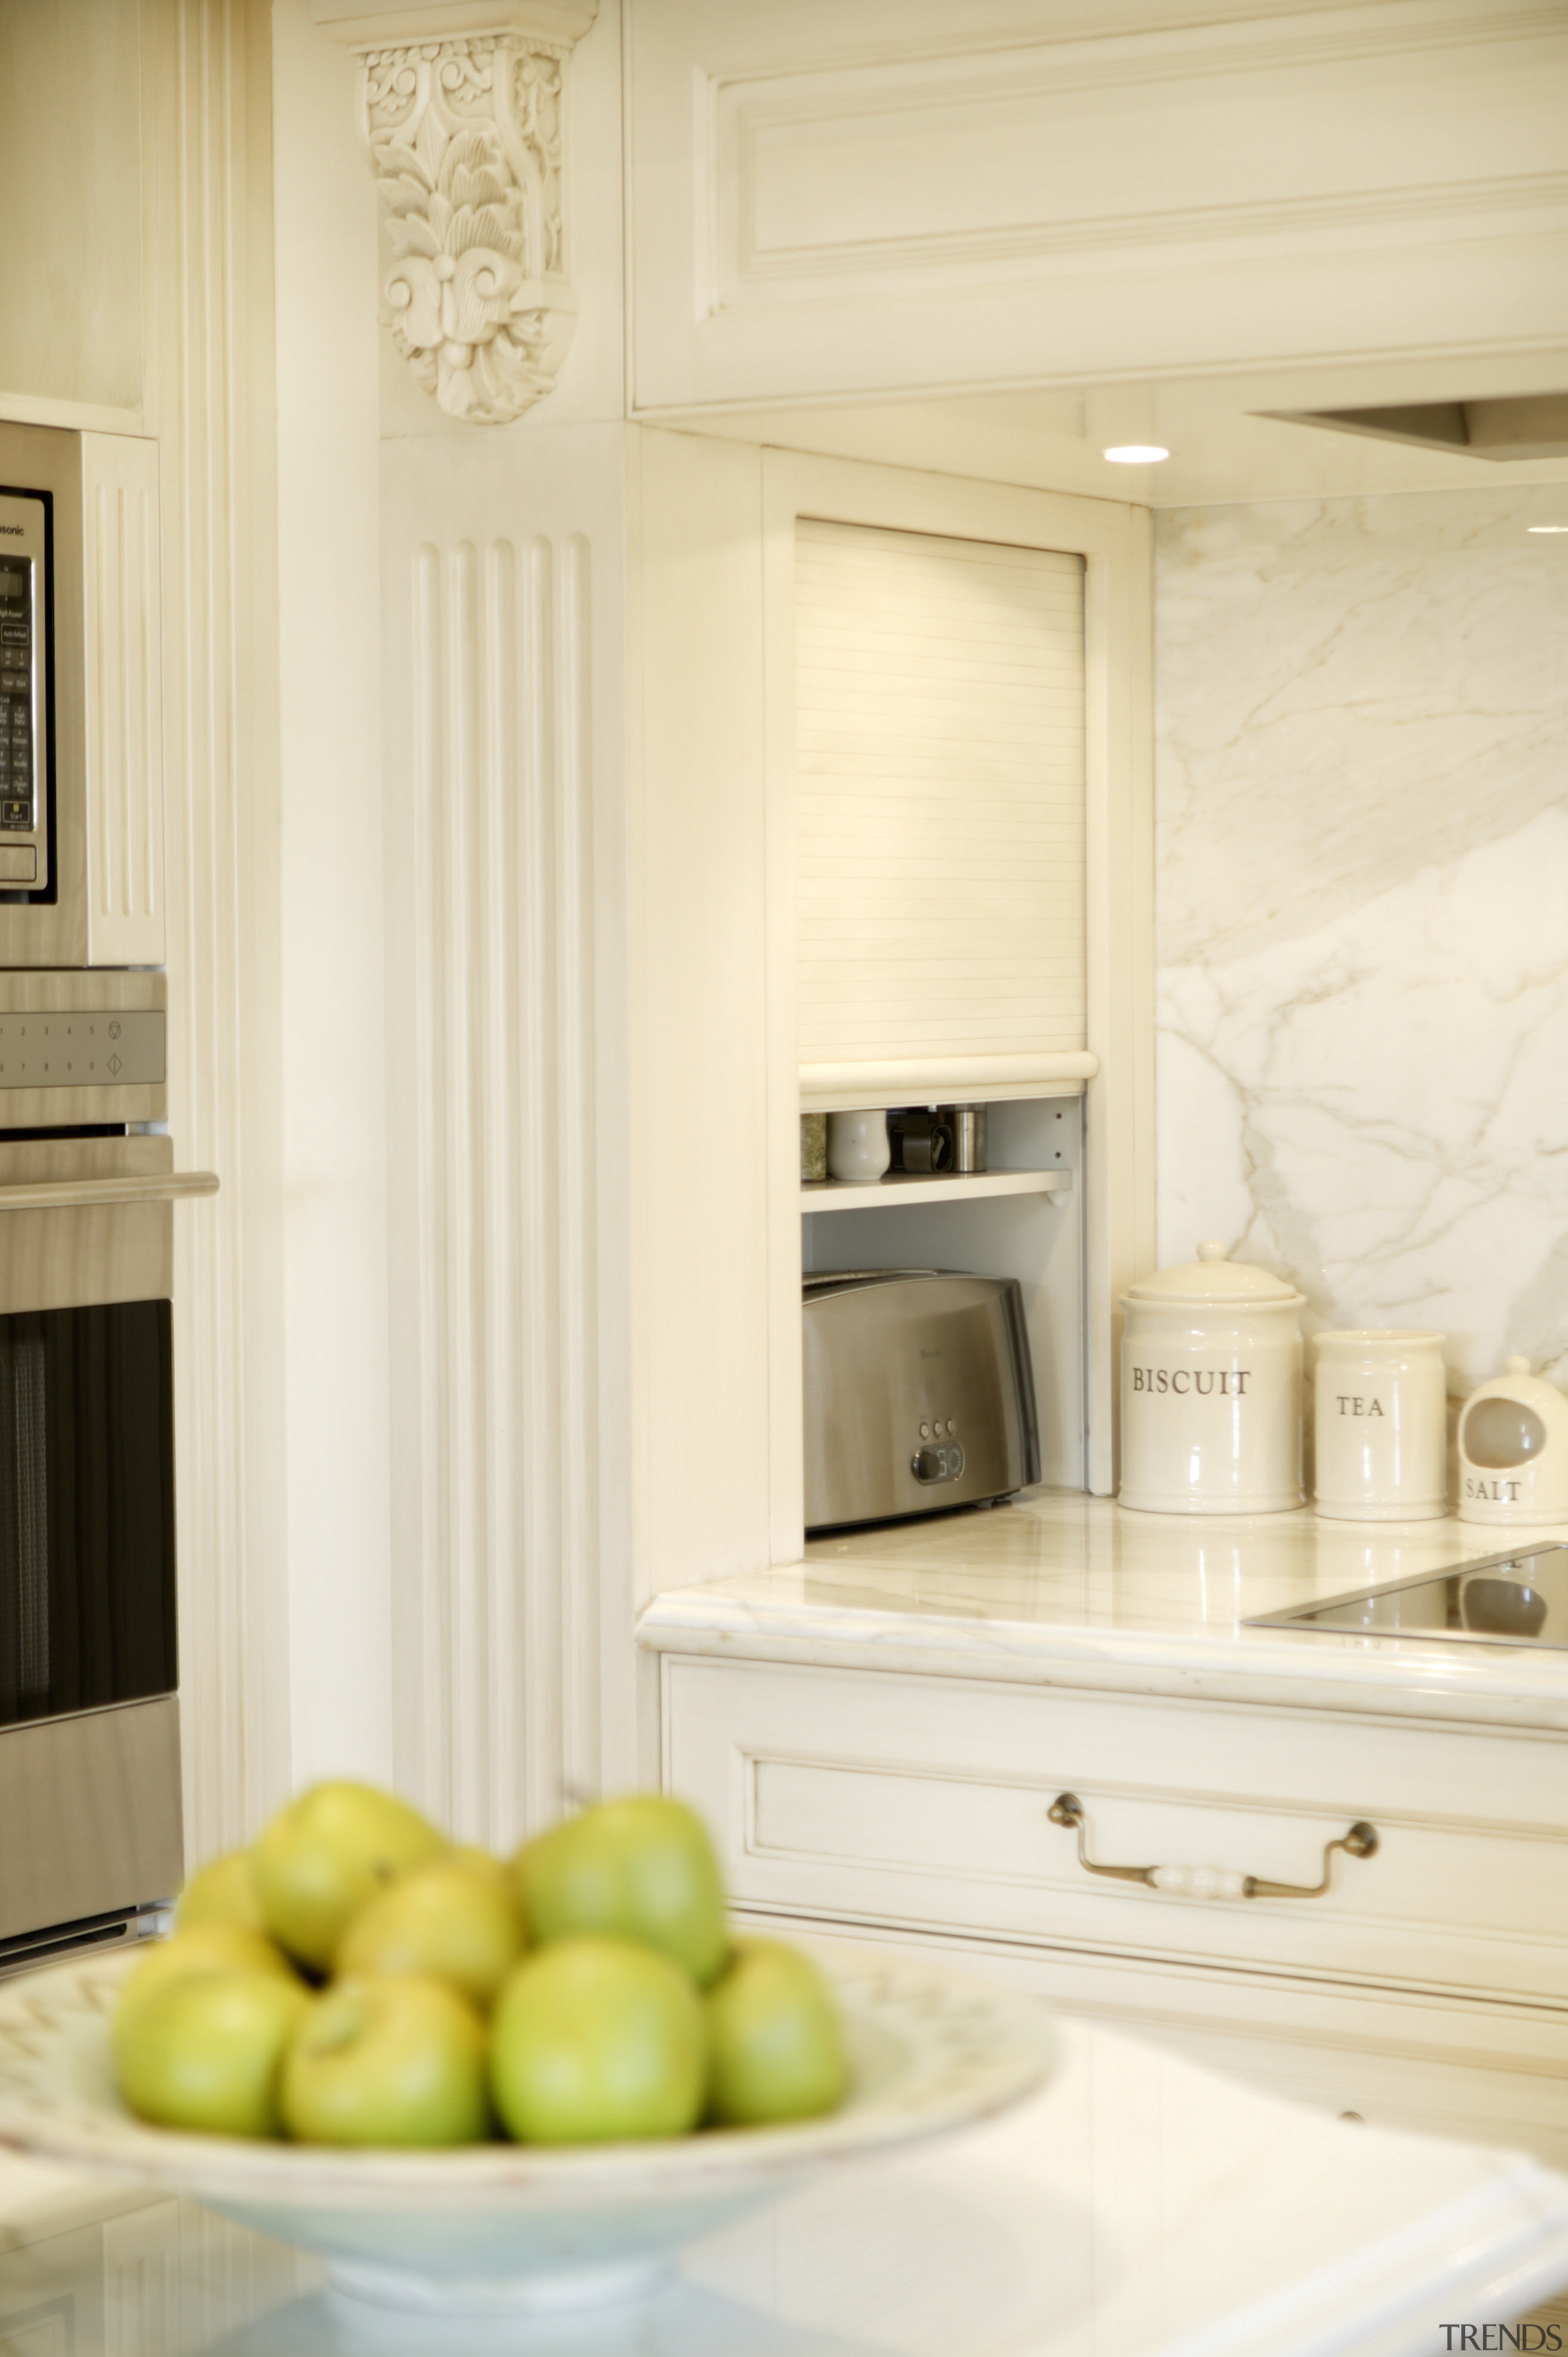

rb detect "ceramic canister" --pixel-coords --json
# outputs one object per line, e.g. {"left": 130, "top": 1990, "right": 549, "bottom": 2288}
{"left": 826, "top": 1110, "right": 890, "bottom": 1183}
{"left": 1311, "top": 1331, "right": 1448, "bottom": 1523}
{"left": 1457, "top": 1357, "right": 1568, "bottom": 1526}
{"left": 1120, "top": 1241, "right": 1305, "bottom": 1515}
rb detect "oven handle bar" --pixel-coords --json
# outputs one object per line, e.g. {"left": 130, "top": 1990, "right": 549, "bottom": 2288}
{"left": 0, "top": 1172, "right": 219, "bottom": 1212}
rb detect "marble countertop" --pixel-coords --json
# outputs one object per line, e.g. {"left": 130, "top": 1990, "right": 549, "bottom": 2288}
{"left": 638, "top": 1490, "right": 1568, "bottom": 1731}
{"left": 6, "top": 2014, "right": 1568, "bottom": 2355}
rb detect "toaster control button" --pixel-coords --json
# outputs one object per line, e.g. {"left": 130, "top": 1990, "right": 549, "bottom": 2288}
{"left": 919, "top": 1421, "right": 930, "bottom": 1439}
{"left": 912, "top": 1443, "right": 966, "bottom": 1485}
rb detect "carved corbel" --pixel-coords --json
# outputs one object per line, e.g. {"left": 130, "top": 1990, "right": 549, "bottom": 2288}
{"left": 313, "top": 3, "right": 599, "bottom": 425}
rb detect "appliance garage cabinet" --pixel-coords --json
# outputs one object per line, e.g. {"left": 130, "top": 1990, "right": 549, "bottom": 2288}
{"left": 641, "top": 1501, "right": 1568, "bottom": 2171}
{"left": 630, "top": 429, "right": 1151, "bottom": 1604}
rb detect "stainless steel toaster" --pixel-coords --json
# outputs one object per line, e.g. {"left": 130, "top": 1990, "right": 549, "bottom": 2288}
{"left": 802, "top": 1270, "right": 1039, "bottom": 1533}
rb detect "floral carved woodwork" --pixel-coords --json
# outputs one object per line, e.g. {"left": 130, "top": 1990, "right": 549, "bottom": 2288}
{"left": 331, "top": 6, "right": 598, "bottom": 425}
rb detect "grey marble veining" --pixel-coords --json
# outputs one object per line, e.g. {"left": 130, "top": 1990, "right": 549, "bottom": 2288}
{"left": 1153, "top": 486, "right": 1568, "bottom": 1391}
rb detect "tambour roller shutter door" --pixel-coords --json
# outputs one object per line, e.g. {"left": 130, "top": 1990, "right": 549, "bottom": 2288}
{"left": 795, "top": 520, "right": 1086, "bottom": 1090}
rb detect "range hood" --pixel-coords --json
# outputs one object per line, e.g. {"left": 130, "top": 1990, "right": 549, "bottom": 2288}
{"left": 1268, "top": 392, "right": 1568, "bottom": 462}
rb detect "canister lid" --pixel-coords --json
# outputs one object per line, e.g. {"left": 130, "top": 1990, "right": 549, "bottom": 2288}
{"left": 1313, "top": 1328, "right": 1447, "bottom": 1350}
{"left": 1458, "top": 1356, "right": 1568, "bottom": 1481}
{"left": 1463, "top": 1356, "right": 1568, "bottom": 1415}
{"left": 1122, "top": 1239, "right": 1306, "bottom": 1309}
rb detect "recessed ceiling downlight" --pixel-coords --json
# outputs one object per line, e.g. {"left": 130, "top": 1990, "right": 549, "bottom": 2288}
{"left": 1102, "top": 445, "right": 1170, "bottom": 464}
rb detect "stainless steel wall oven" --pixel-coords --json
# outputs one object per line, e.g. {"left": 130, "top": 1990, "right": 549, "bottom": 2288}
{"left": 0, "top": 974, "right": 213, "bottom": 1977}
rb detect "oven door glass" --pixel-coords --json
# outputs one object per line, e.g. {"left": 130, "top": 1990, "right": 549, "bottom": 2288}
{"left": 0, "top": 1300, "right": 175, "bottom": 1728}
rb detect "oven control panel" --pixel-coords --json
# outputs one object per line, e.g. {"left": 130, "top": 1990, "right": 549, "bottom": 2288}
{"left": 0, "top": 975, "right": 167, "bottom": 1127}
{"left": 0, "top": 490, "right": 48, "bottom": 893}
{"left": 0, "top": 1010, "right": 165, "bottom": 1089}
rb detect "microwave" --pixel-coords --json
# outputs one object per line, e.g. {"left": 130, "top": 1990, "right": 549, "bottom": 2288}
{"left": 0, "top": 422, "right": 164, "bottom": 969}
{"left": 0, "top": 490, "right": 47, "bottom": 893}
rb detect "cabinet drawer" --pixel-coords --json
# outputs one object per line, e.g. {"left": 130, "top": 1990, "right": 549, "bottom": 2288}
{"left": 733, "top": 1913, "right": 1568, "bottom": 2169}
{"left": 664, "top": 1657, "right": 1568, "bottom": 2011}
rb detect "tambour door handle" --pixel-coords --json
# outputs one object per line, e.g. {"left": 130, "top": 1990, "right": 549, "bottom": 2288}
{"left": 1047, "top": 1792, "right": 1378, "bottom": 1901}
{"left": 0, "top": 1173, "right": 220, "bottom": 1212}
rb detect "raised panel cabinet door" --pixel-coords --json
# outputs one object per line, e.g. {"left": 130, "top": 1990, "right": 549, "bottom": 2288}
{"left": 665, "top": 1655, "right": 1568, "bottom": 2010}
{"left": 626, "top": 0, "right": 1568, "bottom": 406}
{"left": 729, "top": 1912, "right": 1568, "bottom": 2172}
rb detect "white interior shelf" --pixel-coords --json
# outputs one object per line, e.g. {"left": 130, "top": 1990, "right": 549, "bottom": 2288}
{"left": 800, "top": 1168, "right": 1072, "bottom": 1213}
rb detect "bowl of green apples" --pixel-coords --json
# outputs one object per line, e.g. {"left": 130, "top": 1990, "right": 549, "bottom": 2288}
{"left": 0, "top": 1784, "right": 1056, "bottom": 2318}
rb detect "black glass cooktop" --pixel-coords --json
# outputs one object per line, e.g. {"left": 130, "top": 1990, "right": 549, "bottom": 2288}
{"left": 1247, "top": 1542, "right": 1568, "bottom": 1649}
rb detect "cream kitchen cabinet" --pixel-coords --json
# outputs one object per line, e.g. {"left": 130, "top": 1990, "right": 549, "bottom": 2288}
{"left": 622, "top": 431, "right": 1151, "bottom": 1609}
{"left": 645, "top": 1496, "right": 1568, "bottom": 2170}
{"left": 624, "top": 1, "right": 1568, "bottom": 415}
{"left": 662, "top": 1653, "right": 1568, "bottom": 2162}
{"left": 364, "top": 404, "right": 1140, "bottom": 1823}
{"left": 757, "top": 448, "right": 1152, "bottom": 1537}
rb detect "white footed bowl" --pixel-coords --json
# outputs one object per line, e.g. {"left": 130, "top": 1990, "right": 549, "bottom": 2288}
{"left": 0, "top": 1943, "right": 1055, "bottom": 2317}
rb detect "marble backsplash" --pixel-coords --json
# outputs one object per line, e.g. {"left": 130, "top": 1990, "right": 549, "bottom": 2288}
{"left": 1154, "top": 485, "right": 1568, "bottom": 1392}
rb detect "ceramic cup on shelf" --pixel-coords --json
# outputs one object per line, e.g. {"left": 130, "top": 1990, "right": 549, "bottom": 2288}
{"left": 1311, "top": 1330, "right": 1447, "bottom": 1522}
{"left": 826, "top": 1109, "right": 891, "bottom": 1183}
{"left": 1457, "top": 1357, "right": 1568, "bottom": 1526}
{"left": 1120, "top": 1241, "right": 1305, "bottom": 1515}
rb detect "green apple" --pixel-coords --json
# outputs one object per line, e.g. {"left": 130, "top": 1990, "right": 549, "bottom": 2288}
{"left": 177, "top": 1849, "right": 264, "bottom": 1934}
{"left": 335, "top": 1855, "right": 526, "bottom": 2009}
{"left": 114, "top": 1923, "right": 300, "bottom": 2060}
{"left": 251, "top": 1780, "right": 446, "bottom": 1973}
{"left": 515, "top": 1797, "right": 729, "bottom": 1986}
{"left": 704, "top": 1939, "right": 846, "bottom": 2127}
{"left": 450, "top": 1844, "right": 511, "bottom": 1888}
{"left": 280, "top": 1975, "right": 489, "bottom": 2148}
{"left": 489, "top": 1935, "right": 706, "bottom": 2145}
{"left": 116, "top": 1969, "right": 311, "bottom": 2138}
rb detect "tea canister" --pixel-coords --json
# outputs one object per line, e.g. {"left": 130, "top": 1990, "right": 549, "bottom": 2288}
{"left": 1457, "top": 1357, "right": 1568, "bottom": 1527}
{"left": 1311, "top": 1330, "right": 1448, "bottom": 1523}
{"left": 1120, "top": 1241, "right": 1305, "bottom": 1515}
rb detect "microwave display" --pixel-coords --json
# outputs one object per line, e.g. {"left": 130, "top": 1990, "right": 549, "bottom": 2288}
{"left": 0, "top": 1300, "right": 176, "bottom": 1731}
{"left": 0, "top": 556, "right": 35, "bottom": 842}
{"left": 0, "top": 486, "right": 47, "bottom": 898}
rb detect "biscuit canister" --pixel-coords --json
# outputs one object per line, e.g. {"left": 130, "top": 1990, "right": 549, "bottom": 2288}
{"left": 1120, "top": 1241, "right": 1305, "bottom": 1515}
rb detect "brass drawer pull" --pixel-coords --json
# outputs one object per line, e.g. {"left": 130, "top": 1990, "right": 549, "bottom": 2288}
{"left": 1047, "top": 1793, "right": 1378, "bottom": 1901}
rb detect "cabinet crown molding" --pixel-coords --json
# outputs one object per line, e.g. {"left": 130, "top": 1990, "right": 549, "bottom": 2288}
{"left": 314, "top": 0, "right": 599, "bottom": 426}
